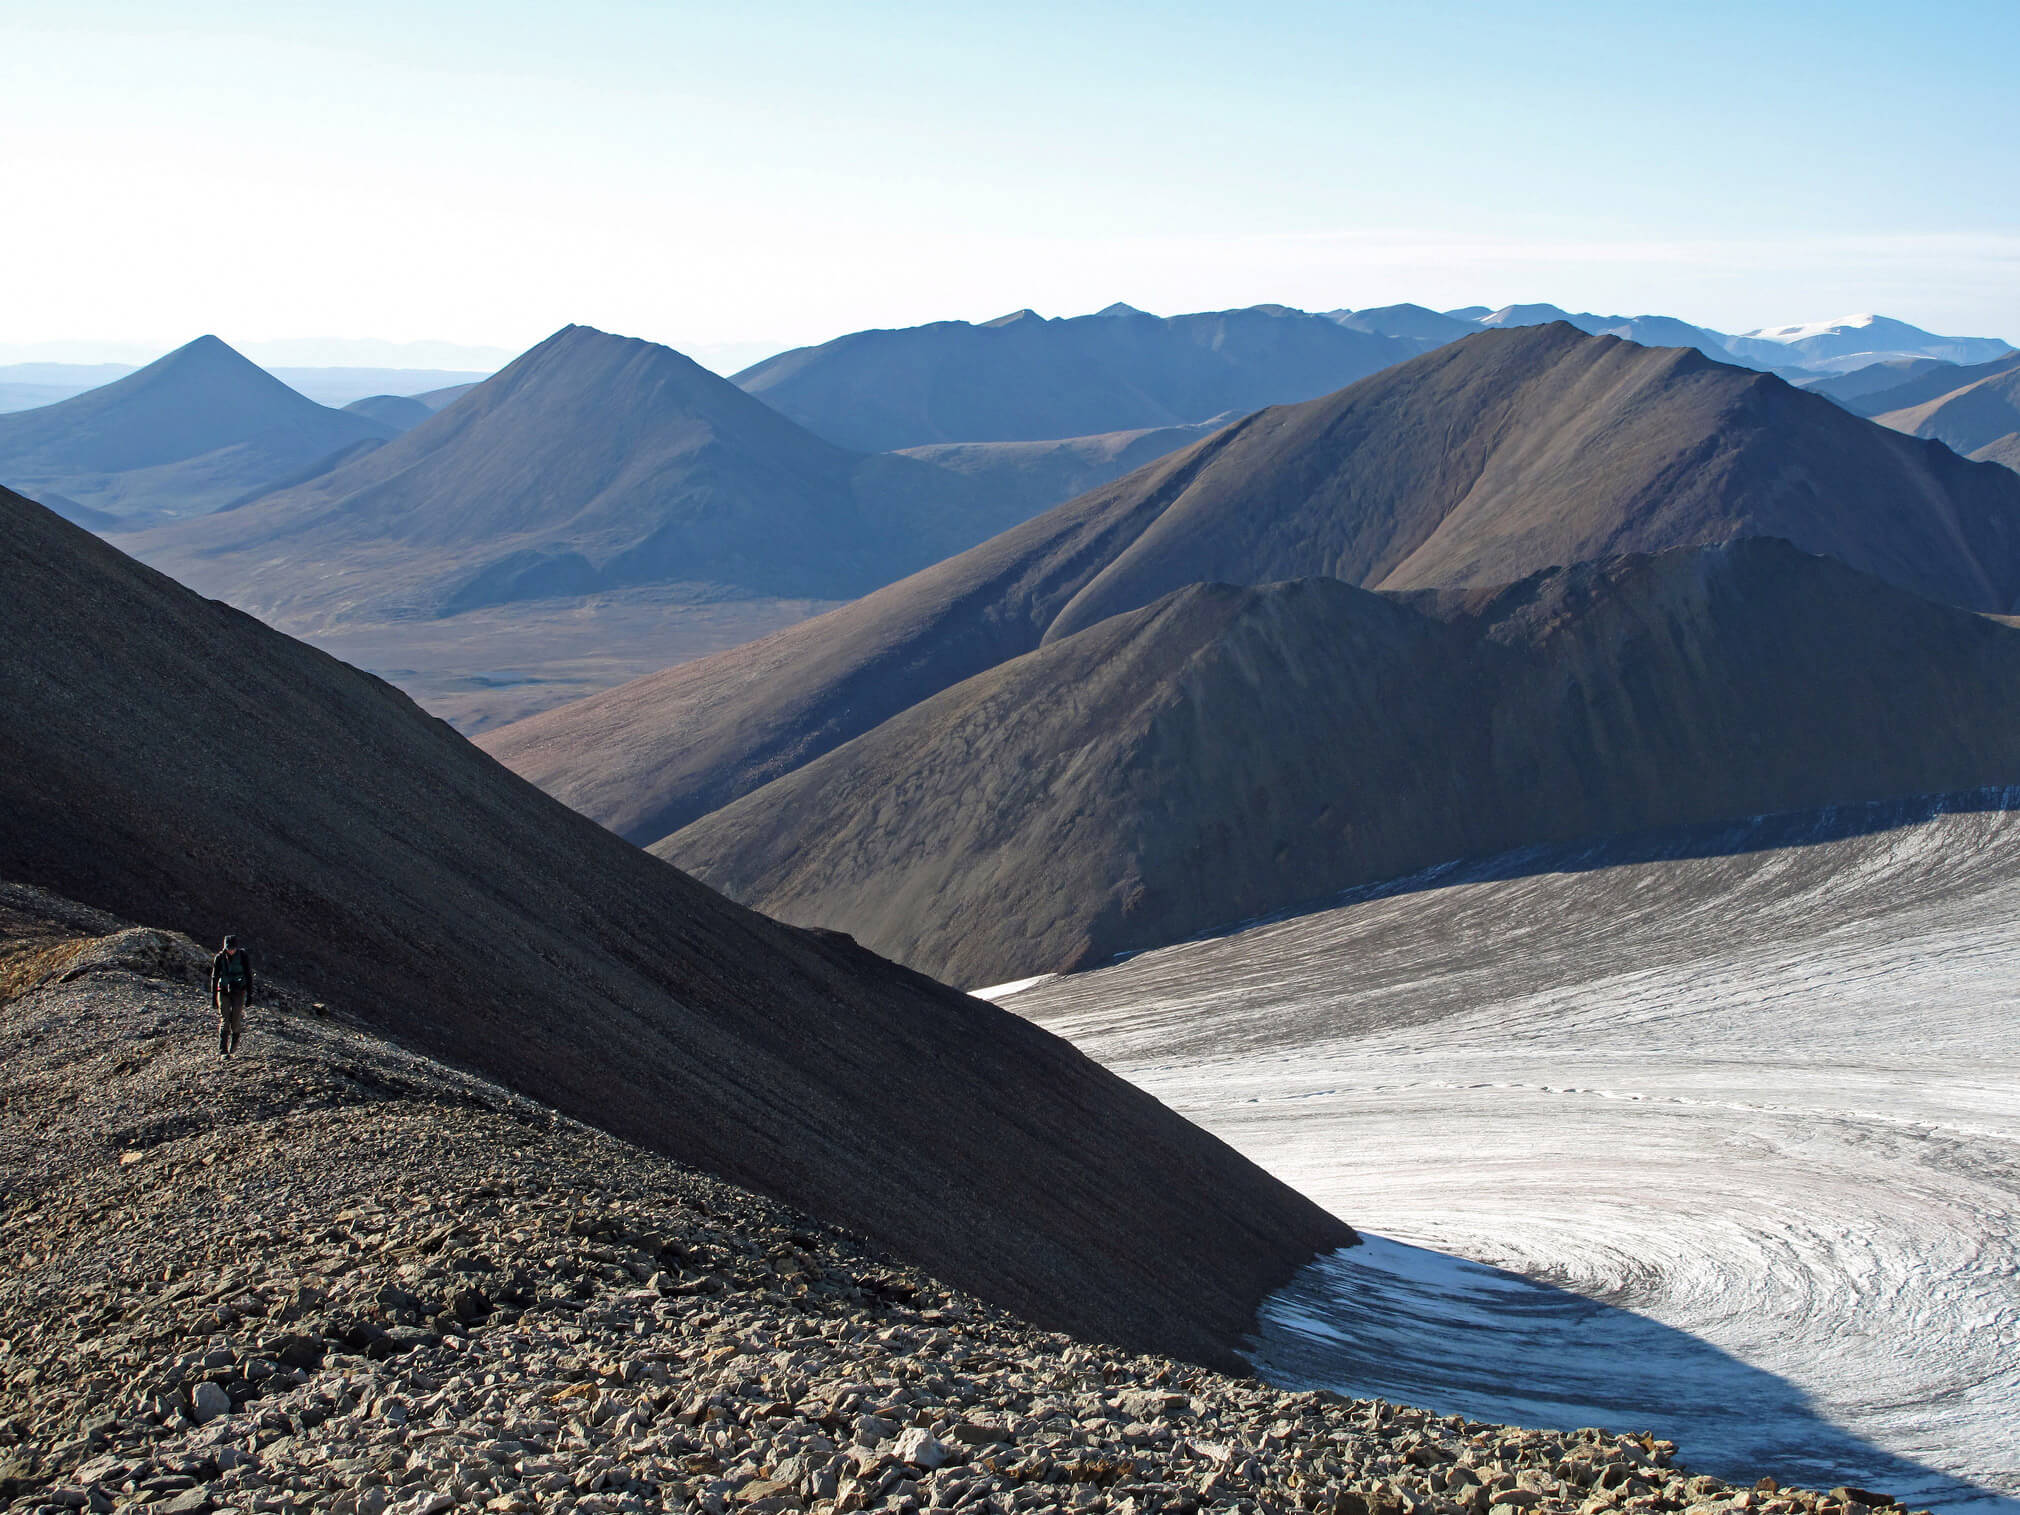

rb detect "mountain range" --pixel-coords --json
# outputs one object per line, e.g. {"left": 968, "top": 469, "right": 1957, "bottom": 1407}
{"left": 733, "top": 302, "right": 2012, "bottom": 488}
{"left": 118, "top": 324, "right": 1038, "bottom": 626}
{"left": 1368, "top": 304, "right": 2015, "bottom": 376}
{"left": 0, "top": 480, "right": 1349, "bottom": 1369}
{"left": 0, "top": 337, "right": 398, "bottom": 525}
{"left": 1720, "top": 313, "right": 2014, "bottom": 371}
{"left": 44, "top": 303, "right": 2020, "bottom": 747}
{"left": 732, "top": 303, "right": 1434, "bottom": 452}
{"left": 481, "top": 323, "right": 2020, "bottom": 979}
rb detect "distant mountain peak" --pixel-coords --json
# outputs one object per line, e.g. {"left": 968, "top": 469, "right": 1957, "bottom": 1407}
{"left": 1094, "top": 302, "right": 1150, "bottom": 319}
{"left": 1744, "top": 315, "right": 1881, "bottom": 341}
{"left": 148, "top": 333, "right": 286, "bottom": 380}
{"left": 0, "top": 332, "right": 391, "bottom": 515}
{"left": 982, "top": 309, "right": 1044, "bottom": 328}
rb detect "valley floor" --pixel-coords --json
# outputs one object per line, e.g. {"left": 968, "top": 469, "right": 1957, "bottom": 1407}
{"left": 1005, "top": 794, "right": 2020, "bottom": 1515}
{"left": 256, "top": 588, "right": 840, "bottom": 735}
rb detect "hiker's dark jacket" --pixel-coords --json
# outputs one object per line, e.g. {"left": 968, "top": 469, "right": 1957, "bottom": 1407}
{"left": 210, "top": 948, "right": 256, "bottom": 998}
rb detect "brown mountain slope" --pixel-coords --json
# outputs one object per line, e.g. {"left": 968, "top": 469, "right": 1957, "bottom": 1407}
{"left": 0, "top": 484, "right": 1352, "bottom": 1371}
{"left": 1872, "top": 363, "right": 2020, "bottom": 462}
{"left": 483, "top": 323, "right": 2020, "bottom": 848}
{"left": 116, "top": 325, "right": 1016, "bottom": 629}
{"left": 1840, "top": 351, "right": 2020, "bottom": 418}
{"left": 1973, "top": 433, "right": 2020, "bottom": 472}
{"left": 661, "top": 541, "right": 2020, "bottom": 985}
{"left": 1037, "top": 321, "right": 2020, "bottom": 642}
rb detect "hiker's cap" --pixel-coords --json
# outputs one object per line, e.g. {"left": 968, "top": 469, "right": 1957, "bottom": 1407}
{"left": 222, "top": 935, "right": 238, "bottom": 948}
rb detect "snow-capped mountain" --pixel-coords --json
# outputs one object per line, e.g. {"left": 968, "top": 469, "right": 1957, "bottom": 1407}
{"left": 1339, "top": 305, "right": 2013, "bottom": 379}
{"left": 1720, "top": 314, "right": 2014, "bottom": 371}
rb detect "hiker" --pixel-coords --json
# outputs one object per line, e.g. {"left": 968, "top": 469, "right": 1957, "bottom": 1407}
{"left": 211, "top": 934, "right": 256, "bottom": 1056}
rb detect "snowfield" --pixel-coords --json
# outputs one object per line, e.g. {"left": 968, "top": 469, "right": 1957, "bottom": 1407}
{"left": 1005, "top": 794, "right": 2020, "bottom": 1513}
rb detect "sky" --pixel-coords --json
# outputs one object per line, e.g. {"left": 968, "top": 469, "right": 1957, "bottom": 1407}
{"left": 4, "top": 0, "right": 2017, "bottom": 371}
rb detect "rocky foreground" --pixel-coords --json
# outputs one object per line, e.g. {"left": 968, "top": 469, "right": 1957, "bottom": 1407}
{"left": 0, "top": 883, "right": 1915, "bottom": 1515}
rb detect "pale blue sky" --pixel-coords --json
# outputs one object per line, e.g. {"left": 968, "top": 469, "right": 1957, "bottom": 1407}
{"left": 4, "top": 0, "right": 2016, "bottom": 366}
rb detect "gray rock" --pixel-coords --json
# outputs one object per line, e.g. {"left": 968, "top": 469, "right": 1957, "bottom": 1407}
{"left": 892, "top": 1426, "right": 952, "bottom": 1469}
{"left": 854, "top": 1413, "right": 898, "bottom": 1445}
{"left": 189, "top": 1381, "right": 232, "bottom": 1424}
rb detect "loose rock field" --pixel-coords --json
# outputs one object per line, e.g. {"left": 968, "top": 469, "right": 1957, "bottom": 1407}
{"left": 0, "top": 886, "right": 1911, "bottom": 1515}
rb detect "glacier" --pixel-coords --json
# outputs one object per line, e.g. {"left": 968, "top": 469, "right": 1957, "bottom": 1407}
{"left": 1004, "top": 793, "right": 2020, "bottom": 1513}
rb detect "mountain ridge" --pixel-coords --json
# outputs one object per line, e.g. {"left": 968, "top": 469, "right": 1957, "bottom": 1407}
{"left": 1, "top": 482, "right": 1352, "bottom": 1369}
{"left": 661, "top": 540, "right": 2020, "bottom": 984}
{"left": 732, "top": 304, "right": 1434, "bottom": 452}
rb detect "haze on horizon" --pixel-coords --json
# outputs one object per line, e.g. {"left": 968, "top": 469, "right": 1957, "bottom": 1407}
{"left": 4, "top": 0, "right": 2017, "bottom": 368}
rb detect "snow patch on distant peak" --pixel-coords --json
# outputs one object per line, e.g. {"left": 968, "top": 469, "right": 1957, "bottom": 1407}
{"left": 1743, "top": 314, "right": 1880, "bottom": 342}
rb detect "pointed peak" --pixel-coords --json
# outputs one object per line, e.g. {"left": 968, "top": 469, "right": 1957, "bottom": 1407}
{"left": 508, "top": 323, "right": 714, "bottom": 379}
{"left": 982, "top": 309, "right": 1043, "bottom": 328}
{"left": 1093, "top": 302, "right": 1151, "bottom": 319}
{"left": 153, "top": 333, "right": 259, "bottom": 368}
{"left": 535, "top": 323, "right": 618, "bottom": 350}
{"left": 114, "top": 333, "right": 297, "bottom": 398}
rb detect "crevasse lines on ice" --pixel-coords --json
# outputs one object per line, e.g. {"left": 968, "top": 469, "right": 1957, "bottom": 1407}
{"left": 1010, "top": 792, "right": 2020, "bottom": 1513}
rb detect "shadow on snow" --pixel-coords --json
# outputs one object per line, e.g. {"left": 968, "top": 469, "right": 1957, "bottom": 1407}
{"left": 1251, "top": 1235, "right": 2018, "bottom": 1515}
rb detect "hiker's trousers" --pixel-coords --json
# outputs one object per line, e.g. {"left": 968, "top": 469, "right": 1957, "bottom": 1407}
{"left": 217, "top": 986, "right": 246, "bottom": 1052}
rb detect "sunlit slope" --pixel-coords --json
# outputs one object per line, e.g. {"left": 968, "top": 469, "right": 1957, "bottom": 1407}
{"left": 663, "top": 541, "right": 2020, "bottom": 984}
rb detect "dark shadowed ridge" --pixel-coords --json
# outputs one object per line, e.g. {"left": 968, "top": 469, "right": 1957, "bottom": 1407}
{"left": 733, "top": 304, "right": 1433, "bottom": 452}
{"left": 482, "top": 323, "right": 2020, "bottom": 851}
{"left": 0, "top": 485, "right": 1354, "bottom": 1371}
{"left": 0, "top": 336, "right": 395, "bottom": 523}
{"left": 116, "top": 325, "right": 1020, "bottom": 626}
{"left": 662, "top": 541, "right": 2020, "bottom": 984}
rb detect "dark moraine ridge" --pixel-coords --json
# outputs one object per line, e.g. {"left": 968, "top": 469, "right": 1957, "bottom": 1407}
{"left": 659, "top": 540, "right": 2020, "bottom": 985}
{"left": 0, "top": 484, "right": 1353, "bottom": 1372}
{"left": 483, "top": 323, "right": 2020, "bottom": 852}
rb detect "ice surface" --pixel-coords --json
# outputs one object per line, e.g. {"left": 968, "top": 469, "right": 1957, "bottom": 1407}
{"left": 968, "top": 973, "right": 1056, "bottom": 1001}
{"left": 1012, "top": 794, "right": 2020, "bottom": 1513}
